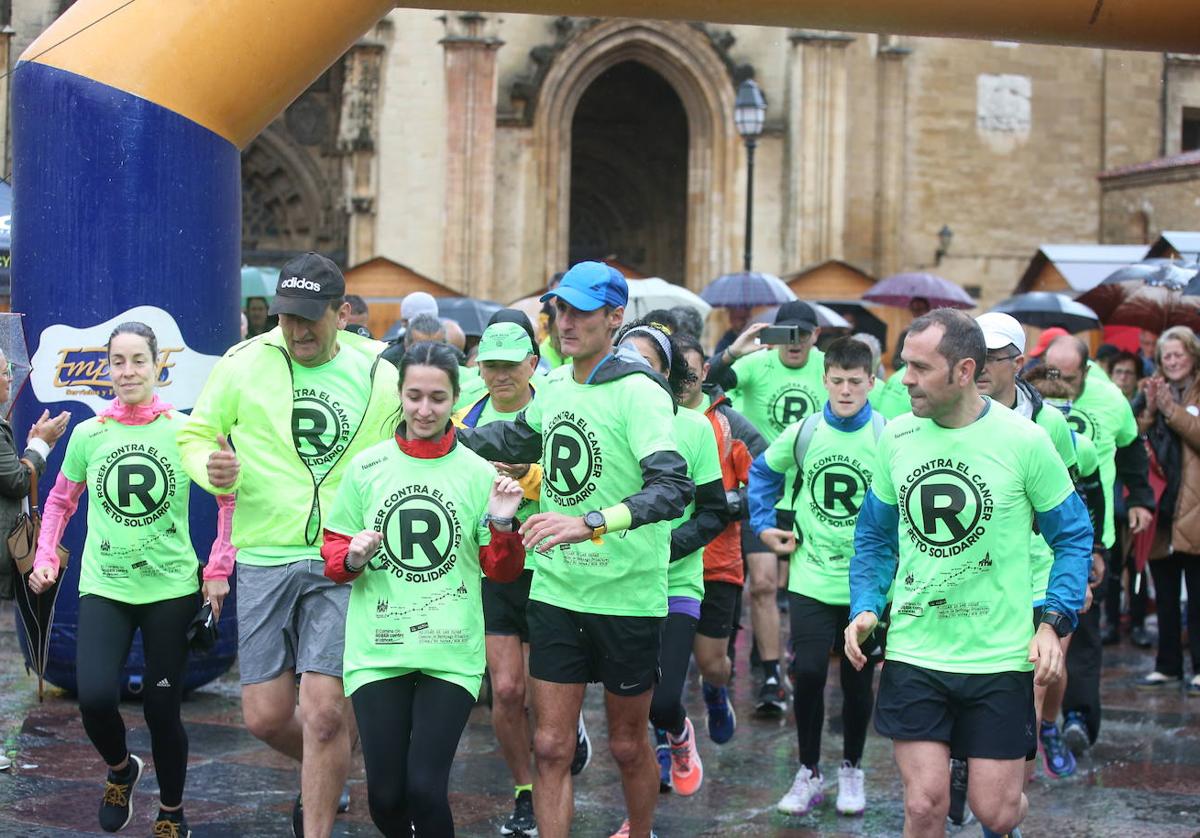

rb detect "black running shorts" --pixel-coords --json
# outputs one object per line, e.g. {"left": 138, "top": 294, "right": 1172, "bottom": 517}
{"left": 482, "top": 569, "right": 534, "bottom": 642}
{"left": 874, "top": 660, "right": 1036, "bottom": 760}
{"left": 526, "top": 600, "right": 662, "bottom": 696}
{"left": 696, "top": 580, "right": 741, "bottom": 639}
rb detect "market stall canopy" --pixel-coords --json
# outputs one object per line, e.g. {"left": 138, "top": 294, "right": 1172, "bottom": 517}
{"left": 1014, "top": 244, "right": 1150, "bottom": 295}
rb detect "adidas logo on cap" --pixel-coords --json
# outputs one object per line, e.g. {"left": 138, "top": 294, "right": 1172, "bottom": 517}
{"left": 279, "top": 277, "right": 324, "bottom": 293}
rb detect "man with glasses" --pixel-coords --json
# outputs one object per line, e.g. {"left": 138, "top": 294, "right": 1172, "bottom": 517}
{"left": 706, "top": 301, "right": 824, "bottom": 716}
{"left": 1039, "top": 335, "right": 1154, "bottom": 756}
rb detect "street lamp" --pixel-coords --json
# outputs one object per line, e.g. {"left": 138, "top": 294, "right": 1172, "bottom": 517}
{"left": 735, "top": 78, "right": 767, "bottom": 272}
{"left": 935, "top": 224, "right": 954, "bottom": 266}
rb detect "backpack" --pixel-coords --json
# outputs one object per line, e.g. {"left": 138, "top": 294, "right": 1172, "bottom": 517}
{"left": 789, "top": 411, "right": 886, "bottom": 507}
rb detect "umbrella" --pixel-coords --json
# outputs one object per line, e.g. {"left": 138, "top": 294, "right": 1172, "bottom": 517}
{"left": 701, "top": 272, "right": 797, "bottom": 308}
{"left": 819, "top": 300, "right": 889, "bottom": 346}
{"left": 751, "top": 304, "right": 851, "bottom": 329}
{"left": 241, "top": 265, "right": 279, "bottom": 300}
{"left": 1077, "top": 260, "right": 1200, "bottom": 332}
{"left": 0, "top": 180, "right": 10, "bottom": 297}
{"left": 434, "top": 297, "right": 503, "bottom": 337}
{"left": 623, "top": 278, "right": 712, "bottom": 323}
{"left": 989, "top": 292, "right": 1101, "bottom": 333}
{"left": 863, "top": 272, "right": 974, "bottom": 310}
{"left": 0, "top": 312, "right": 31, "bottom": 420}
{"left": 13, "top": 563, "right": 68, "bottom": 701}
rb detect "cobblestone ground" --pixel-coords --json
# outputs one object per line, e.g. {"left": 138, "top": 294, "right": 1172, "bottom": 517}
{"left": 1, "top": 614, "right": 1198, "bottom": 837}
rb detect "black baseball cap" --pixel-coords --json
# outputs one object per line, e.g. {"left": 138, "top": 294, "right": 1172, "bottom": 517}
{"left": 775, "top": 301, "right": 819, "bottom": 332}
{"left": 270, "top": 252, "right": 346, "bottom": 321}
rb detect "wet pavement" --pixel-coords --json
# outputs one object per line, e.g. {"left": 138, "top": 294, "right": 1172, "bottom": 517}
{"left": 1, "top": 614, "right": 1198, "bottom": 837}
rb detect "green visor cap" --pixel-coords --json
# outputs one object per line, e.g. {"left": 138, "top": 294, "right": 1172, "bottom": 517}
{"left": 476, "top": 321, "right": 535, "bottom": 363}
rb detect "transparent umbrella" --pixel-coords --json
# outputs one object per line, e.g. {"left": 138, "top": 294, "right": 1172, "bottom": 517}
{"left": 0, "top": 312, "right": 31, "bottom": 419}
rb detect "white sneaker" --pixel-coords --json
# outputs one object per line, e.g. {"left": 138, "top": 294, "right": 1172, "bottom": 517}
{"left": 835, "top": 761, "right": 865, "bottom": 815}
{"left": 0, "top": 754, "right": 11, "bottom": 771}
{"left": 777, "top": 765, "right": 824, "bottom": 815}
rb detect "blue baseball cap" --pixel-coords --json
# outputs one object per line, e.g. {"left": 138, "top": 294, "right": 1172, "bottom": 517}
{"left": 540, "top": 261, "right": 628, "bottom": 312}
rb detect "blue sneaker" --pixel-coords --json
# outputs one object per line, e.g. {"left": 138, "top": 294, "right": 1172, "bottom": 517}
{"left": 654, "top": 728, "right": 672, "bottom": 793}
{"left": 1039, "top": 722, "right": 1076, "bottom": 778}
{"left": 702, "top": 681, "right": 737, "bottom": 744}
{"left": 1062, "top": 711, "right": 1089, "bottom": 756}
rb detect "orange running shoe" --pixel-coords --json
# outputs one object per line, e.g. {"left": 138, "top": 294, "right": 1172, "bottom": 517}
{"left": 669, "top": 717, "right": 704, "bottom": 796}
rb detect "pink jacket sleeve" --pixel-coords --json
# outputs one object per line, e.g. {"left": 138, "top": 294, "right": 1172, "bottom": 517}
{"left": 203, "top": 493, "right": 236, "bottom": 581}
{"left": 34, "top": 473, "right": 85, "bottom": 573}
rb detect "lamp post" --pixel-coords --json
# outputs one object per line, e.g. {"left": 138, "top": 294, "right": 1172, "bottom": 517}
{"left": 935, "top": 224, "right": 954, "bottom": 266}
{"left": 735, "top": 78, "right": 766, "bottom": 272}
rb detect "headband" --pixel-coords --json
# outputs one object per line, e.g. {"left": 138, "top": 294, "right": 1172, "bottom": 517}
{"left": 618, "top": 325, "right": 673, "bottom": 373}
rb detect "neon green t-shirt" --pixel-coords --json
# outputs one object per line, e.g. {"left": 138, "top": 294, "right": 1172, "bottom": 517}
{"left": 476, "top": 399, "right": 539, "bottom": 572}
{"left": 728, "top": 348, "right": 826, "bottom": 442}
{"left": 1063, "top": 375, "right": 1138, "bottom": 547}
{"left": 61, "top": 413, "right": 199, "bottom": 605}
{"left": 455, "top": 366, "right": 489, "bottom": 412}
{"left": 326, "top": 439, "right": 496, "bottom": 698}
{"left": 873, "top": 369, "right": 912, "bottom": 420}
{"left": 241, "top": 347, "right": 373, "bottom": 567}
{"left": 872, "top": 401, "right": 1075, "bottom": 674}
{"left": 1027, "top": 401, "right": 1079, "bottom": 604}
{"left": 667, "top": 408, "right": 723, "bottom": 602}
{"left": 522, "top": 369, "right": 677, "bottom": 617}
{"left": 767, "top": 415, "right": 879, "bottom": 606}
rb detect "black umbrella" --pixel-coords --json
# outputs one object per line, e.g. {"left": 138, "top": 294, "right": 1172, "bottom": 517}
{"left": 1077, "top": 259, "right": 1200, "bottom": 332}
{"left": 819, "top": 300, "right": 888, "bottom": 347}
{"left": 9, "top": 467, "right": 70, "bottom": 701}
{"left": 989, "top": 292, "right": 1100, "bottom": 332}
{"left": 384, "top": 297, "right": 503, "bottom": 341}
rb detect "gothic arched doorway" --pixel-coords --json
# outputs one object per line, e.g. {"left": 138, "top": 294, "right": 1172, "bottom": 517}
{"left": 568, "top": 61, "right": 688, "bottom": 281}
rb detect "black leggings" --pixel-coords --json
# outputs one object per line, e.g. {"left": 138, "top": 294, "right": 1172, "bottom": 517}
{"left": 1149, "top": 553, "right": 1200, "bottom": 676}
{"left": 352, "top": 672, "right": 476, "bottom": 837}
{"left": 649, "top": 611, "right": 698, "bottom": 736}
{"left": 76, "top": 592, "right": 198, "bottom": 807}
{"left": 788, "top": 593, "right": 876, "bottom": 772}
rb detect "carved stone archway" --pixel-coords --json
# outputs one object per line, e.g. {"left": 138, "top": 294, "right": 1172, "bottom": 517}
{"left": 533, "top": 20, "right": 738, "bottom": 289}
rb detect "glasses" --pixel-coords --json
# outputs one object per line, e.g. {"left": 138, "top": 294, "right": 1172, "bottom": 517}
{"left": 0, "top": 362, "right": 13, "bottom": 379}
{"left": 985, "top": 352, "right": 1020, "bottom": 365}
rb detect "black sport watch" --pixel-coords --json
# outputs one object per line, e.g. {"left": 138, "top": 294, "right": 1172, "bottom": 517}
{"left": 1039, "top": 610, "right": 1072, "bottom": 638}
{"left": 583, "top": 510, "right": 607, "bottom": 538}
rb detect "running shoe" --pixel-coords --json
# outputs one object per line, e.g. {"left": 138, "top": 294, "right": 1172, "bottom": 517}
{"left": 1100, "top": 624, "right": 1119, "bottom": 645}
{"left": 570, "top": 713, "right": 592, "bottom": 776}
{"left": 1039, "top": 722, "right": 1076, "bottom": 778}
{"left": 0, "top": 754, "right": 10, "bottom": 771}
{"left": 668, "top": 718, "right": 704, "bottom": 796}
{"left": 292, "top": 793, "right": 303, "bottom": 838}
{"left": 947, "top": 758, "right": 974, "bottom": 826}
{"left": 835, "top": 761, "right": 865, "bottom": 816}
{"left": 777, "top": 765, "right": 824, "bottom": 816}
{"left": 755, "top": 676, "right": 787, "bottom": 717}
{"left": 98, "top": 753, "right": 144, "bottom": 832}
{"left": 608, "top": 820, "right": 657, "bottom": 838}
{"left": 1135, "top": 671, "right": 1182, "bottom": 689}
{"left": 1130, "top": 626, "right": 1154, "bottom": 648}
{"left": 654, "top": 728, "right": 672, "bottom": 793}
{"left": 152, "top": 809, "right": 191, "bottom": 838}
{"left": 1062, "top": 711, "right": 1090, "bottom": 755}
{"left": 1189, "top": 675, "right": 1200, "bottom": 697}
{"left": 981, "top": 829, "right": 1023, "bottom": 838}
{"left": 701, "top": 681, "right": 736, "bottom": 744}
{"left": 337, "top": 783, "right": 351, "bottom": 813}
{"left": 501, "top": 789, "right": 537, "bottom": 836}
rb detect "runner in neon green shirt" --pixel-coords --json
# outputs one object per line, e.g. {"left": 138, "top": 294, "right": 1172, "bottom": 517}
{"left": 748, "top": 337, "right": 884, "bottom": 817}
{"left": 321, "top": 340, "right": 526, "bottom": 837}
{"left": 619, "top": 320, "right": 727, "bottom": 798}
{"left": 846, "top": 310, "right": 1092, "bottom": 838}
{"left": 178, "top": 253, "right": 398, "bottom": 834}
{"left": 33, "top": 323, "right": 231, "bottom": 838}
{"left": 456, "top": 263, "right": 694, "bottom": 837}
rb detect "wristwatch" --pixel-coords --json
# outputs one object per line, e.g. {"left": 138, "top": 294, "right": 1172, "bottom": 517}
{"left": 484, "top": 514, "right": 519, "bottom": 532}
{"left": 584, "top": 510, "right": 607, "bottom": 539}
{"left": 1039, "top": 610, "right": 1072, "bottom": 638}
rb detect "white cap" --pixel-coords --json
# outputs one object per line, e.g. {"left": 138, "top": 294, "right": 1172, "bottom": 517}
{"left": 976, "top": 312, "right": 1026, "bottom": 353}
{"left": 401, "top": 291, "right": 438, "bottom": 321}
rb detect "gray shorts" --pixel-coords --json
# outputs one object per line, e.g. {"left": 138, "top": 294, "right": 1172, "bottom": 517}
{"left": 236, "top": 559, "right": 350, "bottom": 685}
